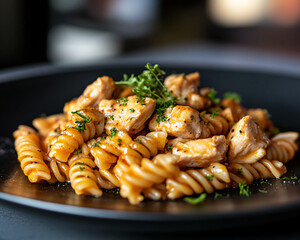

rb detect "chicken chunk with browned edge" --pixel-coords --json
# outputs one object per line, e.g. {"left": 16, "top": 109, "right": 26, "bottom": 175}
{"left": 165, "top": 72, "right": 211, "bottom": 110}
{"left": 149, "top": 105, "right": 210, "bottom": 139}
{"left": 99, "top": 96, "right": 156, "bottom": 135}
{"left": 172, "top": 135, "right": 228, "bottom": 168}
{"left": 227, "top": 115, "right": 270, "bottom": 164}
{"left": 64, "top": 76, "right": 116, "bottom": 117}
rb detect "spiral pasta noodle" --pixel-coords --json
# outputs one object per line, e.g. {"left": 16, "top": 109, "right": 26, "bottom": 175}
{"left": 49, "top": 108, "right": 104, "bottom": 162}
{"left": 166, "top": 162, "right": 231, "bottom": 199}
{"left": 266, "top": 132, "right": 299, "bottom": 163}
{"left": 201, "top": 112, "right": 230, "bottom": 136}
{"left": 68, "top": 153, "right": 102, "bottom": 197}
{"left": 120, "top": 153, "right": 180, "bottom": 205}
{"left": 228, "top": 159, "right": 287, "bottom": 186}
{"left": 13, "top": 125, "right": 51, "bottom": 183}
{"left": 44, "top": 155, "right": 69, "bottom": 183}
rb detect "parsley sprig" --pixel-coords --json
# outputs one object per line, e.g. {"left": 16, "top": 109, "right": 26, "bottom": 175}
{"left": 116, "top": 63, "right": 177, "bottom": 123}
{"left": 71, "top": 111, "right": 92, "bottom": 133}
{"left": 184, "top": 193, "right": 207, "bottom": 205}
{"left": 223, "top": 92, "right": 242, "bottom": 103}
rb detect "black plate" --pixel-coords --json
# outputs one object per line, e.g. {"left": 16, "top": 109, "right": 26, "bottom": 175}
{"left": 0, "top": 60, "right": 300, "bottom": 231}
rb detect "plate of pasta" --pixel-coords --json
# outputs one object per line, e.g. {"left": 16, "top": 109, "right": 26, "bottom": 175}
{"left": 0, "top": 61, "right": 300, "bottom": 229}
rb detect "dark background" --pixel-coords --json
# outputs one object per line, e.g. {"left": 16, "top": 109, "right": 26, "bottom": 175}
{"left": 1, "top": 0, "right": 300, "bottom": 69}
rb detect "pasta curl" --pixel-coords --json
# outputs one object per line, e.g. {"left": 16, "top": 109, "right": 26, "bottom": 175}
{"left": 68, "top": 153, "right": 102, "bottom": 197}
{"left": 13, "top": 125, "right": 51, "bottom": 183}
{"left": 266, "top": 132, "right": 299, "bottom": 163}
{"left": 49, "top": 108, "right": 104, "bottom": 162}
{"left": 201, "top": 112, "right": 230, "bottom": 136}
{"left": 120, "top": 153, "right": 179, "bottom": 205}
{"left": 166, "top": 162, "right": 230, "bottom": 199}
{"left": 228, "top": 159, "right": 287, "bottom": 186}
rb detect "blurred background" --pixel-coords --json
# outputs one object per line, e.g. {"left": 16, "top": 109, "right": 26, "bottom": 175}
{"left": 1, "top": 0, "right": 300, "bottom": 69}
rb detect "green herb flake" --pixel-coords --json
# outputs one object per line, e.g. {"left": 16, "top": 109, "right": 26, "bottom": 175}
{"left": 207, "top": 89, "right": 220, "bottom": 104}
{"left": 166, "top": 145, "right": 172, "bottom": 151}
{"left": 238, "top": 168, "right": 243, "bottom": 175}
{"left": 71, "top": 111, "right": 92, "bottom": 134}
{"left": 109, "top": 127, "right": 118, "bottom": 138}
{"left": 92, "top": 142, "right": 100, "bottom": 148}
{"left": 281, "top": 176, "right": 289, "bottom": 180}
{"left": 238, "top": 182, "right": 250, "bottom": 197}
{"left": 223, "top": 92, "right": 242, "bottom": 103}
{"left": 258, "top": 189, "right": 268, "bottom": 193}
{"left": 260, "top": 180, "right": 267, "bottom": 184}
{"left": 136, "top": 139, "right": 142, "bottom": 144}
{"left": 109, "top": 115, "right": 114, "bottom": 120}
{"left": 116, "top": 63, "right": 177, "bottom": 123}
{"left": 184, "top": 193, "right": 207, "bottom": 205}
{"left": 268, "top": 128, "right": 280, "bottom": 136}
{"left": 190, "top": 115, "right": 194, "bottom": 120}
{"left": 129, "top": 109, "right": 135, "bottom": 113}
{"left": 74, "top": 162, "right": 85, "bottom": 166}
{"left": 74, "top": 148, "right": 82, "bottom": 155}
{"left": 214, "top": 192, "right": 223, "bottom": 199}
{"left": 79, "top": 166, "right": 85, "bottom": 172}
{"left": 291, "top": 176, "right": 298, "bottom": 180}
{"left": 210, "top": 109, "right": 220, "bottom": 118}
{"left": 206, "top": 175, "right": 214, "bottom": 181}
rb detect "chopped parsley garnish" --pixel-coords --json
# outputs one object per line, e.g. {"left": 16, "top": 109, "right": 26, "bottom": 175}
{"left": 223, "top": 92, "right": 242, "bottom": 103}
{"left": 238, "top": 182, "right": 250, "bottom": 197}
{"left": 166, "top": 145, "right": 172, "bottom": 151}
{"left": 184, "top": 193, "right": 207, "bottom": 205}
{"left": 190, "top": 115, "right": 194, "bottom": 120}
{"left": 109, "top": 127, "right": 117, "bottom": 138}
{"left": 79, "top": 166, "right": 85, "bottom": 172}
{"left": 258, "top": 189, "right": 268, "bottom": 193}
{"left": 109, "top": 115, "right": 114, "bottom": 120}
{"left": 210, "top": 109, "right": 220, "bottom": 118}
{"left": 291, "top": 176, "right": 298, "bottom": 180}
{"left": 206, "top": 175, "right": 214, "bottom": 181}
{"left": 263, "top": 109, "right": 271, "bottom": 119}
{"left": 281, "top": 176, "right": 289, "bottom": 180}
{"left": 214, "top": 192, "right": 230, "bottom": 199}
{"left": 116, "top": 63, "right": 177, "bottom": 123}
{"left": 74, "top": 162, "right": 85, "bottom": 166}
{"left": 238, "top": 168, "right": 243, "bottom": 175}
{"left": 129, "top": 109, "right": 135, "bottom": 113}
{"left": 136, "top": 140, "right": 142, "bottom": 144}
{"left": 207, "top": 89, "right": 220, "bottom": 104}
{"left": 214, "top": 192, "right": 223, "bottom": 199}
{"left": 92, "top": 142, "right": 100, "bottom": 148}
{"left": 200, "top": 111, "right": 206, "bottom": 118}
{"left": 268, "top": 128, "right": 280, "bottom": 136}
{"left": 71, "top": 111, "right": 92, "bottom": 133}
{"left": 260, "top": 180, "right": 267, "bottom": 184}
{"left": 74, "top": 148, "right": 82, "bottom": 155}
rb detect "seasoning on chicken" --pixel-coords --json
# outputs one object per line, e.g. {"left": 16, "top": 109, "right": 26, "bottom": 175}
{"left": 165, "top": 72, "right": 211, "bottom": 110}
{"left": 99, "top": 95, "right": 156, "bottom": 135}
{"left": 64, "top": 76, "right": 116, "bottom": 117}
{"left": 172, "top": 135, "right": 228, "bottom": 168}
{"left": 149, "top": 105, "right": 210, "bottom": 139}
{"left": 227, "top": 115, "right": 270, "bottom": 164}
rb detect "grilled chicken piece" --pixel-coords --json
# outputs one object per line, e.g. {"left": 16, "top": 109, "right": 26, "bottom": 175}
{"left": 227, "top": 115, "right": 270, "bottom": 164}
{"left": 165, "top": 72, "right": 211, "bottom": 110}
{"left": 149, "top": 105, "right": 210, "bottom": 139}
{"left": 113, "top": 85, "right": 134, "bottom": 99}
{"left": 99, "top": 95, "right": 156, "bottom": 135}
{"left": 221, "top": 98, "right": 247, "bottom": 122}
{"left": 64, "top": 76, "right": 116, "bottom": 118}
{"left": 172, "top": 135, "right": 228, "bottom": 168}
{"left": 247, "top": 109, "right": 270, "bottom": 131}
